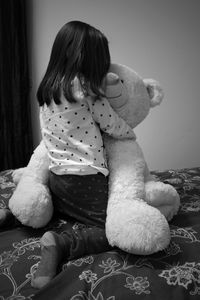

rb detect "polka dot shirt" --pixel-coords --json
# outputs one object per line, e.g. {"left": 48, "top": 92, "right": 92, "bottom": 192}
{"left": 40, "top": 77, "right": 136, "bottom": 176}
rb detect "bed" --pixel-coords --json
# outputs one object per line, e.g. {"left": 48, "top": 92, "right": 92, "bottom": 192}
{"left": 0, "top": 167, "right": 200, "bottom": 300}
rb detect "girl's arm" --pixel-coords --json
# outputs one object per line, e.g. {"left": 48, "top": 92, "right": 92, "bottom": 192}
{"left": 87, "top": 97, "right": 136, "bottom": 140}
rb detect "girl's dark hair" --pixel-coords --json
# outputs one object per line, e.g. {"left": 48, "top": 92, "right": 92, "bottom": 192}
{"left": 37, "top": 21, "right": 111, "bottom": 106}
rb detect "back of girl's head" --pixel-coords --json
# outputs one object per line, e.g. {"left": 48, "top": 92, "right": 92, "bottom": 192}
{"left": 37, "top": 21, "right": 111, "bottom": 106}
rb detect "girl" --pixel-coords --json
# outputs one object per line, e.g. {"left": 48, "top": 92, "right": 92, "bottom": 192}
{"left": 31, "top": 20, "right": 135, "bottom": 289}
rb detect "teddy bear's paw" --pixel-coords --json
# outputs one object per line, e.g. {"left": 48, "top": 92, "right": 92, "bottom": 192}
{"left": 145, "top": 181, "right": 180, "bottom": 221}
{"left": 105, "top": 199, "right": 171, "bottom": 255}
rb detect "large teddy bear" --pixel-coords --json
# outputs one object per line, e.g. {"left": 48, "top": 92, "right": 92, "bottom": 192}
{"left": 8, "top": 63, "right": 180, "bottom": 255}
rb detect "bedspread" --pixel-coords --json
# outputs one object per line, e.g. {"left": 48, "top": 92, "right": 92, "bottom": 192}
{"left": 0, "top": 167, "right": 200, "bottom": 300}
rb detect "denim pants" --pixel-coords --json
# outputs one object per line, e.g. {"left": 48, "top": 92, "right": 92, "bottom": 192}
{"left": 49, "top": 171, "right": 112, "bottom": 260}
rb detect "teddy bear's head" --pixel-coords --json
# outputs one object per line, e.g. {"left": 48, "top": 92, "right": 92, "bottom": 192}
{"left": 106, "top": 63, "right": 164, "bottom": 128}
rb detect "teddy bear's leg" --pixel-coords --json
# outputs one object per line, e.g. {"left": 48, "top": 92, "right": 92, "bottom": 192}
{"left": 105, "top": 139, "right": 171, "bottom": 255}
{"left": 145, "top": 180, "right": 180, "bottom": 221}
{"left": 12, "top": 140, "right": 49, "bottom": 185}
{"left": 12, "top": 168, "right": 26, "bottom": 184}
{"left": 8, "top": 141, "right": 53, "bottom": 228}
{"left": 106, "top": 198, "right": 171, "bottom": 255}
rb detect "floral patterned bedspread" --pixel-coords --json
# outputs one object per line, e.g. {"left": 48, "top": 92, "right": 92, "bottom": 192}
{"left": 0, "top": 167, "right": 200, "bottom": 300}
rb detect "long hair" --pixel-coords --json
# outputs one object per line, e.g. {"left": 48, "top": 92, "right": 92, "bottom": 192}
{"left": 37, "top": 21, "right": 111, "bottom": 106}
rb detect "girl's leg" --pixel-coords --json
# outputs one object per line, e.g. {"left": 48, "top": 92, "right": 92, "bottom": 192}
{"left": 31, "top": 226, "right": 112, "bottom": 289}
{"left": 63, "top": 225, "right": 112, "bottom": 260}
{"left": 31, "top": 172, "right": 111, "bottom": 288}
{"left": 49, "top": 172, "right": 108, "bottom": 227}
{"left": 31, "top": 231, "right": 66, "bottom": 289}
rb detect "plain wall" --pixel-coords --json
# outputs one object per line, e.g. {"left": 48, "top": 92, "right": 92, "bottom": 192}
{"left": 28, "top": 0, "right": 200, "bottom": 171}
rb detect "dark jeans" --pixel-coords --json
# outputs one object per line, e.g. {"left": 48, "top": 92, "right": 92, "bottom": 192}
{"left": 49, "top": 171, "right": 112, "bottom": 260}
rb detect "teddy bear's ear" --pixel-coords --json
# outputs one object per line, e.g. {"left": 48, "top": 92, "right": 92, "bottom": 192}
{"left": 143, "top": 78, "right": 164, "bottom": 107}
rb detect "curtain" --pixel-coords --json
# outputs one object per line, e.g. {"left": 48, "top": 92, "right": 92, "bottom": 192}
{"left": 0, "top": 0, "right": 33, "bottom": 171}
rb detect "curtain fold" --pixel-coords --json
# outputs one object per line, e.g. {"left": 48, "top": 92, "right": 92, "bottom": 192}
{"left": 0, "top": 0, "right": 33, "bottom": 171}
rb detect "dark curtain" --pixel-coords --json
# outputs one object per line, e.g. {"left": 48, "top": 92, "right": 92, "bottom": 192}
{"left": 0, "top": 0, "right": 33, "bottom": 171}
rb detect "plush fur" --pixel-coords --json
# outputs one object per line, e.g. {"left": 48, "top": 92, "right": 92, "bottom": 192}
{"left": 8, "top": 63, "right": 180, "bottom": 255}
{"left": 10, "top": 141, "right": 53, "bottom": 228}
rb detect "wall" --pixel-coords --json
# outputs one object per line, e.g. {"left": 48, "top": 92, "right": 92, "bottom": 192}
{"left": 28, "top": 0, "right": 200, "bottom": 170}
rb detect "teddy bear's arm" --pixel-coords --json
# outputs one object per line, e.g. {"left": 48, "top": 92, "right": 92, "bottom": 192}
{"left": 105, "top": 137, "right": 146, "bottom": 200}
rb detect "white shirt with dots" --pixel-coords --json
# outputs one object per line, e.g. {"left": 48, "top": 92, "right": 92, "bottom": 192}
{"left": 40, "top": 78, "right": 136, "bottom": 176}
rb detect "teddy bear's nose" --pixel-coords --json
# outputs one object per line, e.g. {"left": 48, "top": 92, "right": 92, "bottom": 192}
{"left": 106, "top": 73, "right": 120, "bottom": 85}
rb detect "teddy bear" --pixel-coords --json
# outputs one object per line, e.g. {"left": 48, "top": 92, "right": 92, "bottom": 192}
{"left": 104, "top": 64, "right": 180, "bottom": 254}
{"left": 6, "top": 63, "right": 180, "bottom": 255}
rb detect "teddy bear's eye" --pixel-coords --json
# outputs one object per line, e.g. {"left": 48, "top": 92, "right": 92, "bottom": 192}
{"left": 121, "top": 79, "right": 124, "bottom": 83}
